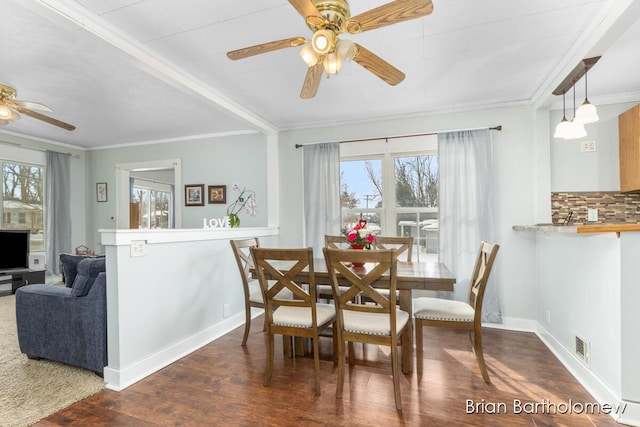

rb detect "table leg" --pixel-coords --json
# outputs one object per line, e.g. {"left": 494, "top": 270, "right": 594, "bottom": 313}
{"left": 282, "top": 335, "right": 306, "bottom": 358}
{"left": 399, "top": 289, "right": 413, "bottom": 374}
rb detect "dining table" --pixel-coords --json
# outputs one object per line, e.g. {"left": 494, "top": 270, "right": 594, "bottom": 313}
{"left": 262, "top": 257, "right": 456, "bottom": 374}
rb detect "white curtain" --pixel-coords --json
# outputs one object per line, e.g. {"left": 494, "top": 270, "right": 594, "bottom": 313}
{"left": 438, "top": 129, "right": 500, "bottom": 323}
{"left": 302, "top": 142, "right": 341, "bottom": 257}
{"left": 45, "top": 150, "right": 72, "bottom": 275}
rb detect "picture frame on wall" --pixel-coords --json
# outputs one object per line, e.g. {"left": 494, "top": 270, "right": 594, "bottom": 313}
{"left": 96, "top": 182, "right": 107, "bottom": 202}
{"left": 185, "top": 184, "right": 205, "bottom": 206}
{"left": 208, "top": 185, "right": 226, "bottom": 204}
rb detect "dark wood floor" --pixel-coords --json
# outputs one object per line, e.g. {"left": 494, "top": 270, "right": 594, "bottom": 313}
{"left": 36, "top": 317, "right": 621, "bottom": 426}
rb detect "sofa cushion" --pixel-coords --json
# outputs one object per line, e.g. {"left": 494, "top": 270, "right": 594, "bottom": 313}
{"left": 60, "top": 254, "right": 104, "bottom": 288}
{"left": 70, "top": 257, "right": 106, "bottom": 297}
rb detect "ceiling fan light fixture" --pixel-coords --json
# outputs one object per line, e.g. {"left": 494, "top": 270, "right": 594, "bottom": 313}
{"left": 324, "top": 52, "right": 342, "bottom": 75}
{"left": 336, "top": 39, "right": 357, "bottom": 62}
{"left": 311, "top": 29, "right": 334, "bottom": 55}
{"left": 299, "top": 45, "right": 319, "bottom": 67}
{"left": 0, "top": 103, "right": 12, "bottom": 119}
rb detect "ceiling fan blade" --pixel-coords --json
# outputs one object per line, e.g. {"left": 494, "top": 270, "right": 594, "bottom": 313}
{"left": 16, "top": 107, "right": 75, "bottom": 131}
{"left": 6, "top": 99, "right": 53, "bottom": 112}
{"left": 288, "top": 0, "right": 322, "bottom": 21}
{"left": 300, "top": 60, "right": 325, "bottom": 99}
{"left": 353, "top": 44, "right": 405, "bottom": 86}
{"left": 347, "top": 0, "right": 433, "bottom": 33}
{"left": 227, "top": 37, "right": 306, "bottom": 60}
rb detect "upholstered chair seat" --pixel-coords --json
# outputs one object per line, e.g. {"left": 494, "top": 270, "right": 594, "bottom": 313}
{"left": 414, "top": 298, "right": 475, "bottom": 322}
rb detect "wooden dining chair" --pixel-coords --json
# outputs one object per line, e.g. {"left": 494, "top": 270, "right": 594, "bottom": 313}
{"left": 414, "top": 241, "right": 500, "bottom": 383}
{"left": 250, "top": 247, "right": 335, "bottom": 396}
{"left": 374, "top": 236, "right": 413, "bottom": 262}
{"left": 323, "top": 247, "right": 409, "bottom": 411}
{"left": 318, "top": 235, "right": 352, "bottom": 301}
{"left": 230, "top": 238, "right": 265, "bottom": 346}
{"left": 230, "top": 238, "right": 293, "bottom": 346}
{"left": 324, "top": 234, "right": 350, "bottom": 249}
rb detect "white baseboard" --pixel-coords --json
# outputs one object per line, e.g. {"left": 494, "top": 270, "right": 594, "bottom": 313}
{"left": 104, "top": 311, "right": 247, "bottom": 391}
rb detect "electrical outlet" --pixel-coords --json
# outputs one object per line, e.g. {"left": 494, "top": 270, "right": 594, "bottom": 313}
{"left": 581, "top": 140, "right": 597, "bottom": 152}
{"left": 223, "top": 303, "right": 230, "bottom": 318}
{"left": 588, "top": 209, "right": 598, "bottom": 222}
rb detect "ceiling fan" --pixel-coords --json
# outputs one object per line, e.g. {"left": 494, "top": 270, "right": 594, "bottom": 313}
{"left": 227, "top": 0, "right": 434, "bottom": 99}
{"left": 0, "top": 84, "right": 75, "bottom": 131}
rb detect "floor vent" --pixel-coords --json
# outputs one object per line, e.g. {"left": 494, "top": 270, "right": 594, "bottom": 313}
{"left": 574, "top": 334, "right": 590, "bottom": 366}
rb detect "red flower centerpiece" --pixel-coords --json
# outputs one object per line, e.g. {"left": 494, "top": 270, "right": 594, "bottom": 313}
{"left": 344, "top": 219, "right": 377, "bottom": 267}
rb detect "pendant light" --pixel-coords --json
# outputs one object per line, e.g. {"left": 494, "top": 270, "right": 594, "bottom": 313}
{"left": 574, "top": 71, "right": 599, "bottom": 124}
{"left": 553, "top": 91, "right": 571, "bottom": 138}
{"left": 564, "top": 86, "right": 587, "bottom": 140}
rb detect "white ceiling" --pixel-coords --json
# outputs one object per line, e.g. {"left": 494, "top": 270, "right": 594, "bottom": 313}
{"left": 1, "top": 0, "right": 639, "bottom": 149}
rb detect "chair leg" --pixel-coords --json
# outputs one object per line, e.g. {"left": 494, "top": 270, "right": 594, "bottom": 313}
{"left": 472, "top": 327, "right": 490, "bottom": 384}
{"left": 415, "top": 319, "right": 424, "bottom": 375}
{"left": 348, "top": 341, "right": 355, "bottom": 365}
{"left": 332, "top": 325, "right": 338, "bottom": 364}
{"left": 264, "top": 332, "right": 274, "bottom": 387}
{"left": 336, "top": 336, "right": 345, "bottom": 399}
{"left": 312, "top": 336, "right": 322, "bottom": 396}
{"left": 242, "top": 304, "right": 252, "bottom": 346}
{"left": 391, "top": 342, "right": 403, "bottom": 411}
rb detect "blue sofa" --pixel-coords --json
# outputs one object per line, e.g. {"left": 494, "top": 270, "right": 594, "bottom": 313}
{"left": 15, "top": 255, "right": 107, "bottom": 373}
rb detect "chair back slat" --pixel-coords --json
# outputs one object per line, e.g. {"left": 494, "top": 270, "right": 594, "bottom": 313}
{"left": 230, "top": 237, "right": 260, "bottom": 293}
{"left": 374, "top": 236, "right": 413, "bottom": 262}
{"left": 250, "top": 247, "right": 316, "bottom": 314}
{"left": 467, "top": 242, "right": 500, "bottom": 316}
{"left": 323, "top": 247, "right": 398, "bottom": 318}
{"left": 324, "top": 235, "right": 350, "bottom": 249}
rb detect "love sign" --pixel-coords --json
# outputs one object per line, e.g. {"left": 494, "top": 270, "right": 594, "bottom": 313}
{"left": 203, "top": 217, "right": 230, "bottom": 228}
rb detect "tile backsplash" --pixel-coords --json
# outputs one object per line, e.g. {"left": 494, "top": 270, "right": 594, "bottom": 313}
{"left": 552, "top": 192, "right": 640, "bottom": 225}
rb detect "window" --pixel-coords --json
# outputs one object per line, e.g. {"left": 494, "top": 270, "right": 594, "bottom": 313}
{"left": 340, "top": 135, "right": 438, "bottom": 261}
{"left": 1, "top": 161, "right": 45, "bottom": 251}
{"left": 130, "top": 178, "right": 172, "bottom": 229}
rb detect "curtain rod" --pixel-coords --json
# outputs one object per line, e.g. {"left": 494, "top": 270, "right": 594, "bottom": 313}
{"left": 0, "top": 140, "right": 81, "bottom": 158}
{"left": 294, "top": 125, "right": 502, "bottom": 148}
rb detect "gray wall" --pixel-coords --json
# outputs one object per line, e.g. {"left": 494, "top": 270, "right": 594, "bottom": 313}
{"left": 549, "top": 101, "right": 637, "bottom": 191}
{"left": 278, "top": 104, "right": 539, "bottom": 321}
{"left": 85, "top": 132, "right": 268, "bottom": 251}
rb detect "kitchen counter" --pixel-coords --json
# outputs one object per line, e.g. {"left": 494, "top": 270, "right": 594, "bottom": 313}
{"left": 513, "top": 223, "right": 640, "bottom": 237}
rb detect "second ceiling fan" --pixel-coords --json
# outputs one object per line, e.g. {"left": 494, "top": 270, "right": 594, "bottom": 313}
{"left": 227, "top": 0, "right": 434, "bottom": 99}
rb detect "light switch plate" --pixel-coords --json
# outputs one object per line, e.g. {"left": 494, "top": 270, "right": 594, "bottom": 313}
{"left": 581, "top": 140, "right": 597, "bottom": 152}
{"left": 130, "top": 240, "right": 146, "bottom": 257}
{"left": 588, "top": 209, "right": 598, "bottom": 222}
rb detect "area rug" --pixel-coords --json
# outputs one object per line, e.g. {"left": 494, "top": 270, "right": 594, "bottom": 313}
{"left": 0, "top": 294, "right": 105, "bottom": 427}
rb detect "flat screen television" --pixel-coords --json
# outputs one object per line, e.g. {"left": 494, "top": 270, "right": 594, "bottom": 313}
{"left": 0, "top": 229, "right": 30, "bottom": 272}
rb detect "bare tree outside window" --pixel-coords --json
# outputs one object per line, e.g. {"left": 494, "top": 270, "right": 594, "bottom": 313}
{"left": 395, "top": 156, "right": 438, "bottom": 207}
{"left": 340, "top": 154, "right": 439, "bottom": 259}
{"left": 2, "top": 162, "right": 45, "bottom": 250}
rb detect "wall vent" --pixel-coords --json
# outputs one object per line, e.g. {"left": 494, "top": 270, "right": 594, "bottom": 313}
{"left": 574, "top": 334, "right": 590, "bottom": 366}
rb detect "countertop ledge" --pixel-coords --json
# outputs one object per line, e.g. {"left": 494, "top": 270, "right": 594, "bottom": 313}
{"left": 513, "top": 224, "right": 640, "bottom": 236}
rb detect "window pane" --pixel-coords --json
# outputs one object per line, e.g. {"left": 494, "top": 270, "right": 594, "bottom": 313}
{"left": 132, "top": 185, "right": 171, "bottom": 229}
{"left": 394, "top": 155, "right": 438, "bottom": 207}
{"left": 340, "top": 159, "right": 382, "bottom": 232}
{"left": 2, "top": 162, "right": 45, "bottom": 251}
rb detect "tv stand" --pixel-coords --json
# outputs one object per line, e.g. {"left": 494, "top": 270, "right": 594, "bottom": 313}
{"left": 0, "top": 270, "right": 46, "bottom": 296}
